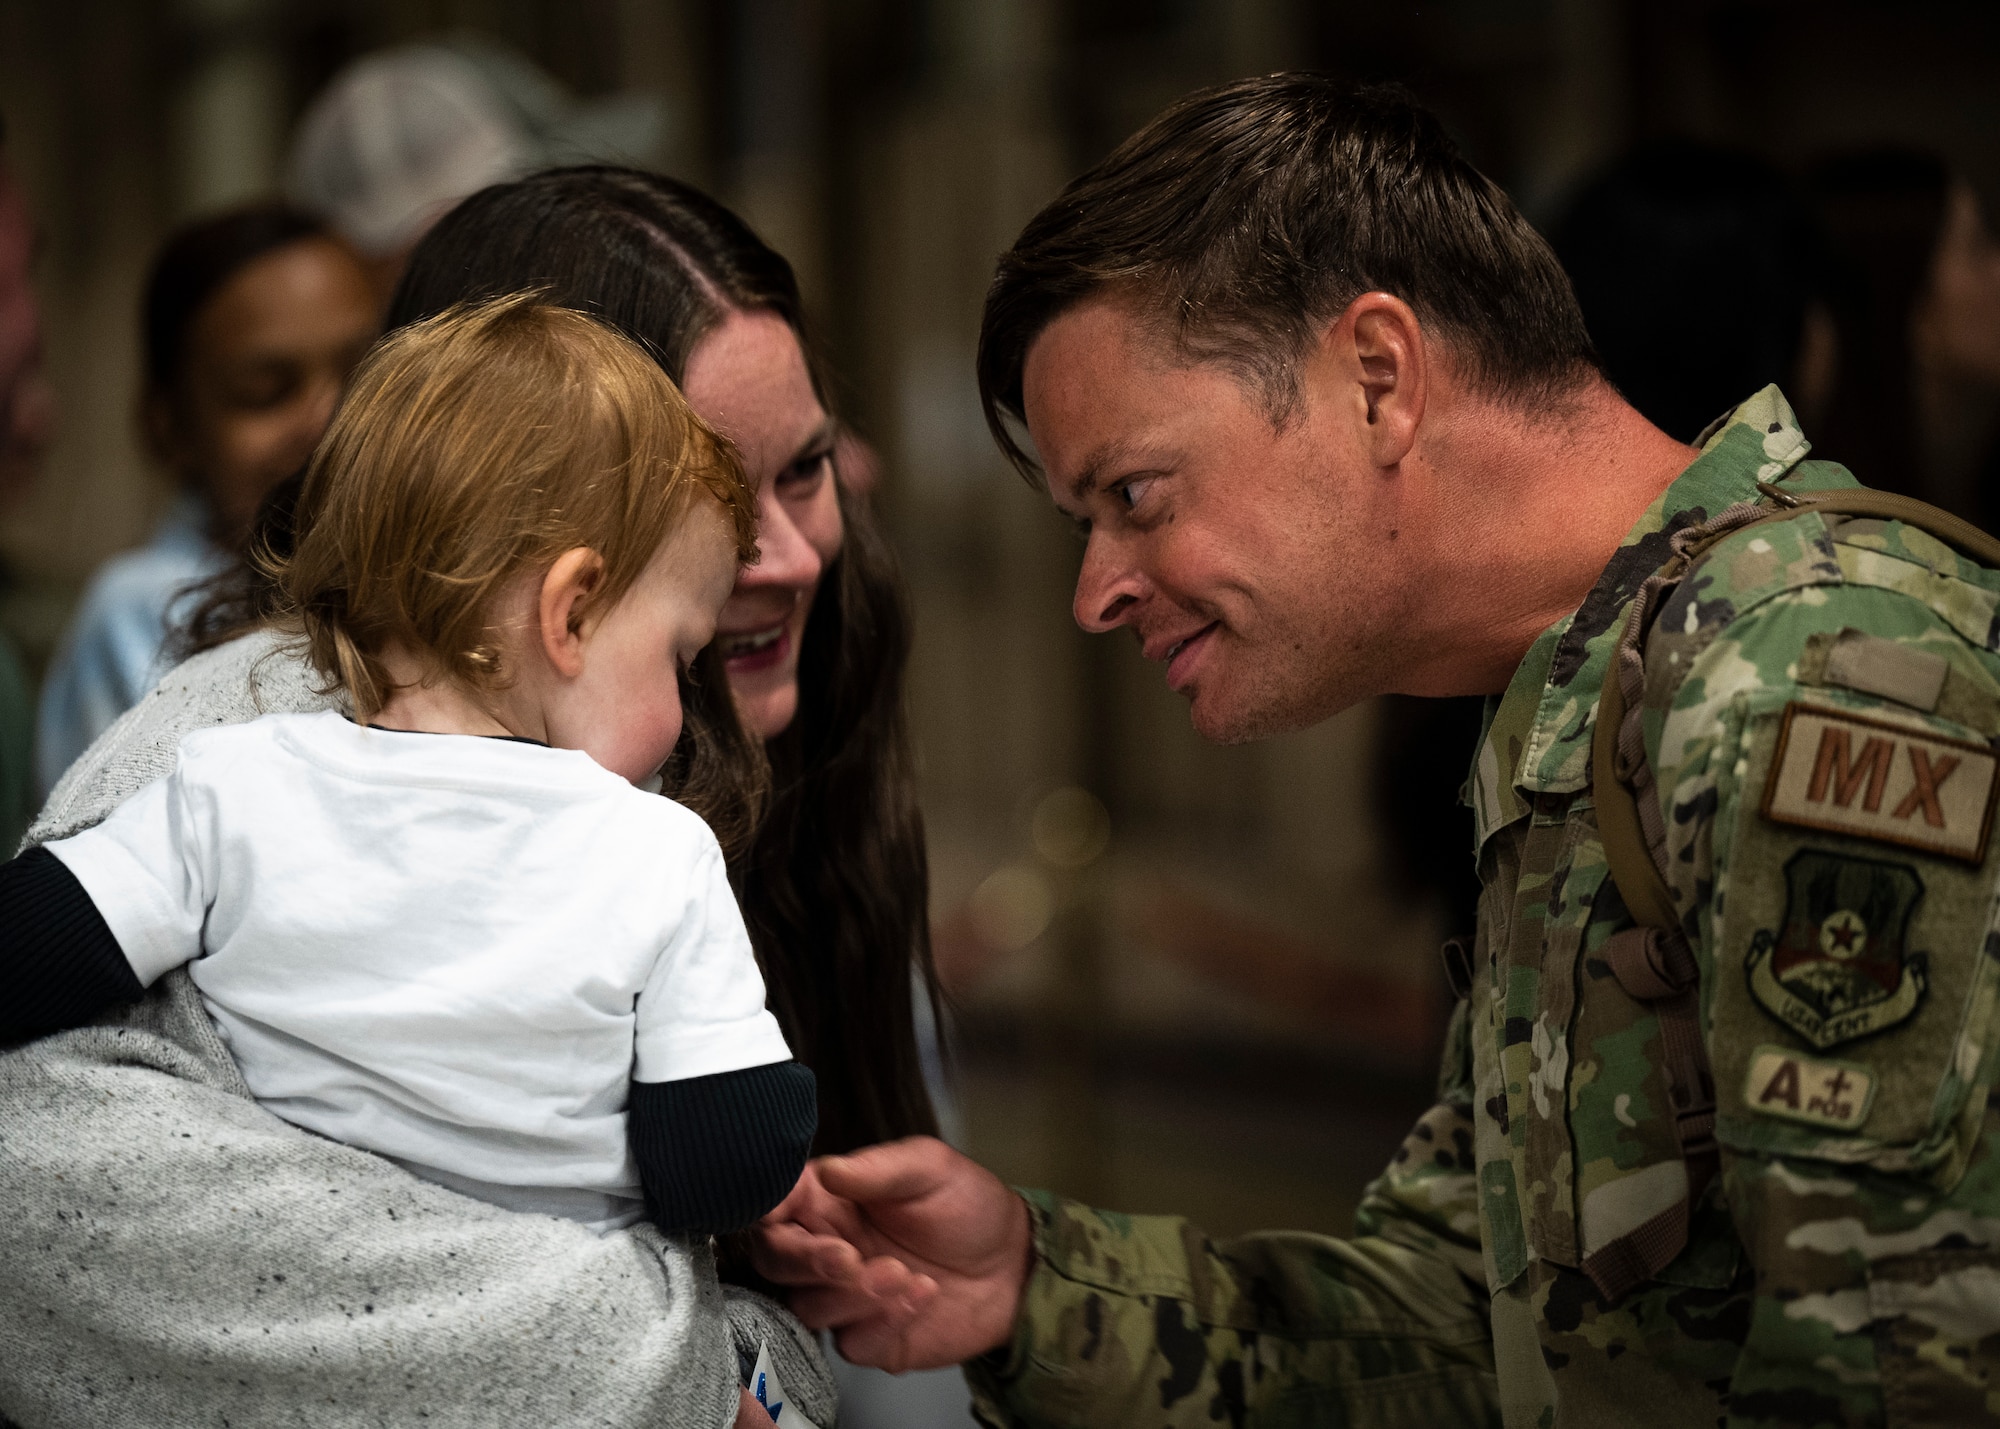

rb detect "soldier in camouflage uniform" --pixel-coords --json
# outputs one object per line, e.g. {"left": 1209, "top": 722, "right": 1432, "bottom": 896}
{"left": 752, "top": 80, "right": 2000, "bottom": 1428}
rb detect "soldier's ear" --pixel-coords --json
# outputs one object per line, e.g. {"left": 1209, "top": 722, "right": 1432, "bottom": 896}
{"left": 1326, "top": 292, "right": 1425, "bottom": 469}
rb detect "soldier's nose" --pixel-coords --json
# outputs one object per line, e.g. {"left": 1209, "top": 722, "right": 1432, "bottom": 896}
{"left": 1073, "top": 543, "right": 1142, "bottom": 633}
{"left": 1075, "top": 584, "right": 1138, "bottom": 633}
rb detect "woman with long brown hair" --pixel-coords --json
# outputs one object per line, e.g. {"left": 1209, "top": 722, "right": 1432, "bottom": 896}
{"left": 0, "top": 168, "right": 949, "bottom": 1427}
{"left": 1809, "top": 151, "right": 2000, "bottom": 526}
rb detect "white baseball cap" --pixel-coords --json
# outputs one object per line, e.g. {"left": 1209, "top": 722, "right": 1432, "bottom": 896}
{"left": 288, "top": 37, "right": 667, "bottom": 257}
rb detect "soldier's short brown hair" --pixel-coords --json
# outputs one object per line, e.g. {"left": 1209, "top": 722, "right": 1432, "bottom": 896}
{"left": 977, "top": 75, "right": 1600, "bottom": 478}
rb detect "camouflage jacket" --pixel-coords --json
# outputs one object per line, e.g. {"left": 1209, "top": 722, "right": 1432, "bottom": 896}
{"left": 968, "top": 388, "right": 2000, "bottom": 1428}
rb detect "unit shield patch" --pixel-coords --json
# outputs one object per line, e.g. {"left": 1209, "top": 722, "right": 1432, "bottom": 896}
{"left": 1746, "top": 849, "right": 1930, "bottom": 1049}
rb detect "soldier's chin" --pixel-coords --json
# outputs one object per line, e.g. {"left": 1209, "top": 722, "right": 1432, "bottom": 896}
{"left": 1187, "top": 683, "right": 1279, "bottom": 747}
{"left": 1188, "top": 668, "right": 1349, "bottom": 746}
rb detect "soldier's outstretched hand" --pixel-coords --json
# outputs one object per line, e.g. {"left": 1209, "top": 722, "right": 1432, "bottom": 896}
{"left": 750, "top": 1136, "right": 1033, "bottom": 1372}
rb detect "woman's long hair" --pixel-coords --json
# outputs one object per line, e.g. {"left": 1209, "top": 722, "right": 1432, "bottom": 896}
{"left": 181, "top": 167, "right": 940, "bottom": 1154}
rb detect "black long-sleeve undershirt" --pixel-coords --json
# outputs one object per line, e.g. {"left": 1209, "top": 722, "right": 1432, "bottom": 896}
{"left": 0, "top": 846, "right": 144, "bottom": 1040}
{"left": 634, "top": 1061, "right": 816, "bottom": 1234}
{"left": 0, "top": 848, "right": 814, "bottom": 1235}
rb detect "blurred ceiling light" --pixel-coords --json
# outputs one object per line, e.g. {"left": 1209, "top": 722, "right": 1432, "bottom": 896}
{"left": 968, "top": 863, "right": 1055, "bottom": 951}
{"left": 1031, "top": 785, "right": 1110, "bottom": 869}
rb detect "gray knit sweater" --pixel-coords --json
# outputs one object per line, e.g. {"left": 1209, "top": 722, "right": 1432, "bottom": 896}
{"left": 0, "top": 629, "right": 836, "bottom": 1429}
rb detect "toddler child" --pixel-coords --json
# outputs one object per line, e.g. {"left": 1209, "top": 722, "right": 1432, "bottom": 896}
{"left": 2, "top": 294, "right": 815, "bottom": 1238}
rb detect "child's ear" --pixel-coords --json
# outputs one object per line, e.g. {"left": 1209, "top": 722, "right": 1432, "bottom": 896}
{"left": 538, "top": 548, "right": 606, "bottom": 679}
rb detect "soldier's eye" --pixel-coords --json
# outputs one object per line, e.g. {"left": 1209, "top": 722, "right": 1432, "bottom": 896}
{"left": 1117, "top": 477, "right": 1155, "bottom": 510}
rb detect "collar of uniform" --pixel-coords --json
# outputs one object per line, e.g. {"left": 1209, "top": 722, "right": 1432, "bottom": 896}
{"left": 1468, "top": 386, "right": 1815, "bottom": 851}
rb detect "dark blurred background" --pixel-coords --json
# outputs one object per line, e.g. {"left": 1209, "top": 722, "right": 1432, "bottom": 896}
{"left": 4, "top": 0, "right": 1999, "bottom": 1260}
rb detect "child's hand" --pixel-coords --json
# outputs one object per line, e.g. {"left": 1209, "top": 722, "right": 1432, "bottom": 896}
{"left": 733, "top": 1386, "right": 770, "bottom": 1428}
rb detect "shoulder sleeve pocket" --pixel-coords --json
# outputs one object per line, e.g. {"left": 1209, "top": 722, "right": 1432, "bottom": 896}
{"left": 1710, "top": 696, "right": 2000, "bottom": 1190}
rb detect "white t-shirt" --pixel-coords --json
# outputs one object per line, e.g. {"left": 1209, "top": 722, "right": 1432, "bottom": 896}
{"left": 48, "top": 710, "right": 792, "bottom": 1231}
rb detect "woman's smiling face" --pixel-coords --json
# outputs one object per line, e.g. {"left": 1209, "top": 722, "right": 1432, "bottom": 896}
{"left": 681, "top": 309, "right": 844, "bottom": 740}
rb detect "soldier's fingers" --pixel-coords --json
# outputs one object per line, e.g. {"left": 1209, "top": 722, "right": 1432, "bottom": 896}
{"left": 764, "top": 1228, "right": 909, "bottom": 1297}
{"left": 782, "top": 1286, "right": 863, "bottom": 1329}
{"left": 765, "top": 1162, "right": 866, "bottom": 1239}
{"left": 833, "top": 1323, "right": 910, "bottom": 1375}
{"left": 844, "top": 1254, "right": 934, "bottom": 1305}
{"left": 749, "top": 1221, "right": 863, "bottom": 1286}
{"left": 814, "top": 1135, "right": 960, "bottom": 1205}
{"left": 780, "top": 1186, "right": 884, "bottom": 1255}
{"left": 786, "top": 1283, "right": 910, "bottom": 1332}
{"left": 834, "top": 1311, "right": 949, "bottom": 1375}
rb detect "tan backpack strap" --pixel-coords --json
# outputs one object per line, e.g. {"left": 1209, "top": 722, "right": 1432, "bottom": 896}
{"left": 1592, "top": 665, "right": 1678, "bottom": 934}
{"left": 1592, "top": 496, "right": 1775, "bottom": 938}
{"left": 1755, "top": 482, "right": 2000, "bottom": 568}
{"left": 1588, "top": 638, "right": 1723, "bottom": 1302}
{"left": 1583, "top": 498, "right": 1776, "bottom": 1300}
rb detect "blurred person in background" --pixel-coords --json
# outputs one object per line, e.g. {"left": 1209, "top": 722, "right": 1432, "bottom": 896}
{"left": 0, "top": 166, "right": 959, "bottom": 1429}
{"left": 1810, "top": 151, "right": 2000, "bottom": 528}
{"left": 0, "top": 118, "right": 53, "bottom": 851}
{"left": 288, "top": 36, "right": 665, "bottom": 307}
{"left": 1555, "top": 140, "right": 1833, "bottom": 442}
{"left": 33, "top": 205, "right": 375, "bottom": 797}
{"left": 281, "top": 37, "right": 899, "bottom": 502}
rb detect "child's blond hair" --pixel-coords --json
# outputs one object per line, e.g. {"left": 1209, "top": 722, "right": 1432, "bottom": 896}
{"left": 279, "top": 293, "right": 758, "bottom": 719}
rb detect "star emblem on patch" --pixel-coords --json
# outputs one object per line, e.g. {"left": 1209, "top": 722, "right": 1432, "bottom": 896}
{"left": 1746, "top": 849, "right": 1929, "bottom": 1049}
{"left": 1818, "top": 909, "right": 1867, "bottom": 959}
